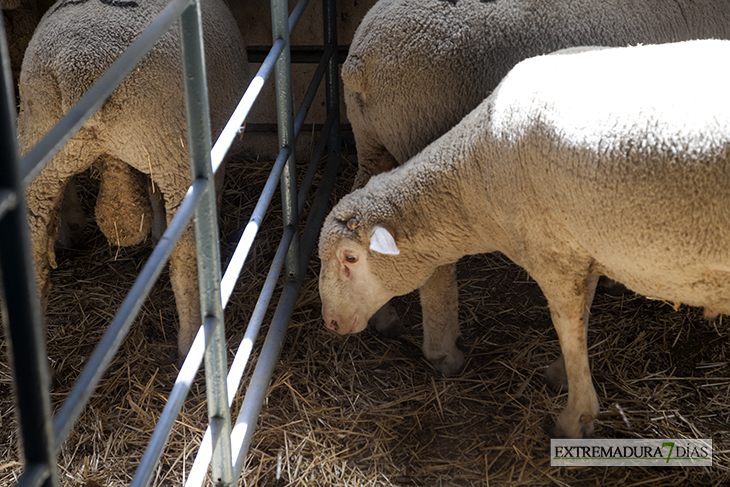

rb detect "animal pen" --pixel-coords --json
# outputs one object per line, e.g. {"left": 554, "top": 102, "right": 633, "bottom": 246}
{"left": 0, "top": 0, "right": 342, "bottom": 484}
{"left": 3, "top": 1, "right": 730, "bottom": 486}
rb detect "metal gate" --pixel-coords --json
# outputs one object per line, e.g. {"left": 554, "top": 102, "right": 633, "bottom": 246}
{"left": 0, "top": 0, "right": 341, "bottom": 484}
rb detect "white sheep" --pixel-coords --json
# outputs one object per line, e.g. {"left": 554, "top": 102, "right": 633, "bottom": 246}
{"left": 343, "top": 0, "right": 730, "bottom": 374}
{"left": 319, "top": 39, "right": 730, "bottom": 438}
{"left": 18, "top": 0, "right": 249, "bottom": 357}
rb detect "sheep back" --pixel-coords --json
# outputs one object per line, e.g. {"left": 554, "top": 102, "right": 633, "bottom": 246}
{"left": 471, "top": 40, "right": 730, "bottom": 311}
{"left": 18, "top": 0, "right": 248, "bottom": 357}
{"left": 19, "top": 0, "right": 248, "bottom": 238}
{"left": 344, "top": 0, "right": 730, "bottom": 186}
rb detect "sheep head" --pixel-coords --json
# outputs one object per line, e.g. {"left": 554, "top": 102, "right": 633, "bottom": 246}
{"left": 318, "top": 211, "right": 403, "bottom": 335}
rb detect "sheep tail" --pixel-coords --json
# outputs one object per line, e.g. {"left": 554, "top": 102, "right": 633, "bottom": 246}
{"left": 341, "top": 54, "right": 367, "bottom": 93}
{"left": 95, "top": 156, "right": 153, "bottom": 247}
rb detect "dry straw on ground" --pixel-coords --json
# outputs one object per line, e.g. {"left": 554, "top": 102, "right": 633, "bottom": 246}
{"left": 1, "top": 141, "right": 729, "bottom": 486}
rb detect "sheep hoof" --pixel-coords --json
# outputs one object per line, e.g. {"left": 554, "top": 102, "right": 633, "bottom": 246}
{"left": 554, "top": 412, "right": 596, "bottom": 439}
{"left": 369, "top": 302, "right": 405, "bottom": 337}
{"left": 428, "top": 348, "right": 465, "bottom": 377}
{"left": 545, "top": 355, "right": 569, "bottom": 393}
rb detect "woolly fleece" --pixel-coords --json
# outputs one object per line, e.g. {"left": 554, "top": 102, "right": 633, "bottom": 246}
{"left": 320, "top": 39, "right": 730, "bottom": 438}
{"left": 19, "top": 0, "right": 249, "bottom": 357}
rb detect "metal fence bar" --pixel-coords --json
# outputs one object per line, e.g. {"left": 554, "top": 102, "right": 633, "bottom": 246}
{"left": 0, "top": 20, "right": 58, "bottom": 487}
{"left": 15, "top": 464, "right": 50, "bottom": 487}
{"left": 184, "top": 225, "right": 294, "bottom": 487}
{"left": 20, "top": 0, "right": 191, "bottom": 187}
{"left": 52, "top": 178, "right": 207, "bottom": 445}
{"left": 210, "top": 0, "right": 312, "bottom": 175}
{"left": 185, "top": 107, "right": 335, "bottom": 487}
{"left": 296, "top": 109, "right": 336, "bottom": 212}
{"left": 323, "top": 0, "right": 341, "bottom": 169}
{"left": 246, "top": 46, "right": 349, "bottom": 64}
{"left": 141, "top": 150, "right": 287, "bottom": 484}
{"left": 220, "top": 147, "right": 289, "bottom": 307}
{"left": 229, "top": 0, "right": 341, "bottom": 475}
{"left": 220, "top": 44, "right": 333, "bottom": 308}
{"left": 271, "top": 0, "right": 300, "bottom": 283}
{"left": 294, "top": 45, "right": 333, "bottom": 135}
{"left": 110, "top": 1, "right": 335, "bottom": 482}
{"left": 288, "top": 0, "right": 312, "bottom": 33}
{"left": 4, "top": 0, "right": 344, "bottom": 482}
{"left": 210, "top": 38, "right": 286, "bottom": 175}
{"left": 129, "top": 316, "right": 215, "bottom": 487}
{"left": 231, "top": 115, "right": 342, "bottom": 477}
{"left": 0, "top": 189, "right": 16, "bottom": 220}
{"left": 178, "top": 1, "right": 234, "bottom": 485}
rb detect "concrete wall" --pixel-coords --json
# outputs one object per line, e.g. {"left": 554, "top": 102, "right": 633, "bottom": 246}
{"left": 229, "top": 0, "right": 377, "bottom": 159}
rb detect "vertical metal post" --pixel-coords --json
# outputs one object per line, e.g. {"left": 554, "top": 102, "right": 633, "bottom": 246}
{"left": 0, "top": 19, "right": 59, "bottom": 487}
{"left": 178, "top": 2, "right": 233, "bottom": 486}
{"left": 271, "top": 0, "right": 300, "bottom": 282}
{"left": 322, "top": 0, "right": 342, "bottom": 173}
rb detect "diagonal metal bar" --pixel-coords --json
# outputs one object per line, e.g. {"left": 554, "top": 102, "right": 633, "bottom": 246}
{"left": 219, "top": 45, "right": 334, "bottom": 307}
{"left": 179, "top": 0, "right": 234, "bottom": 483}
{"left": 15, "top": 464, "right": 51, "bottom": 487}
{"left": 52, "top": 178, "right": 208, "bottom": 446}
{"left": 230, "top": 0, "right": 342, "bottom": 472}
{"left": 220, "top": 146, "right": 290, "bottom": 307}
{"left": 288, "top": 0, "right": 312, "bottom": 34}
{"left": 211, "top": 0, "right": 313, "bottom": 174}
{"left": 210, "top": 38, "right": 286, "bottom": 175}
{"left": 0, "top": 15, "right": 58, "bottom": 487}
{"left": 231, "top": 113, "right": 342, "bottom": 478}
{"left": 110, "top": 13, "right": 334, "bottom": 485}
{"left": 184, "top": 107, "right": 335, "bottom": 487}
{"left": 293, "top": 45, "right": 333, "bottom": 136}
{"left": 0, "top": 189, "right": 17, "bottom": 220}
{"left": 129, "top": 316, "right": 215, "bottom": 487}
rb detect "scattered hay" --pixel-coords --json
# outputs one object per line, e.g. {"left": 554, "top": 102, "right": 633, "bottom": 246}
{"left": 1, "top": 140, "right": 729, "bottom": 486}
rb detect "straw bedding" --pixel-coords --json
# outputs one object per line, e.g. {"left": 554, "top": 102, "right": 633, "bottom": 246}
{"left": 1, "top": 139, "right": 729, "bottom": 486}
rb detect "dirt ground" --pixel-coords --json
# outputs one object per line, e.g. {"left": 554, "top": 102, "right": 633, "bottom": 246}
{"left": 1, "top": 140, "right": 729, "bottom": 486}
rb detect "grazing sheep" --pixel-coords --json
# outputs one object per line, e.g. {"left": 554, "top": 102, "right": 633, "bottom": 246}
{"left": 319, "top": 39, "right": 730, "bottom": 438}
{"left": 343, "top": 0, "right": 730, "bottom": 372}
{"left": 18, "top": 0, "right": 249, "bottom": 357}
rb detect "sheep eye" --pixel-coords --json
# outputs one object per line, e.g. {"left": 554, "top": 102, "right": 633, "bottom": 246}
{"left": 345, "top": 255, "right": 358, "bottom": 264}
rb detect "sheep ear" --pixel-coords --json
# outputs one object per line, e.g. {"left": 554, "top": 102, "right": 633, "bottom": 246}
{"left": 370, "top": 226, "right": 399, "bottom": 255}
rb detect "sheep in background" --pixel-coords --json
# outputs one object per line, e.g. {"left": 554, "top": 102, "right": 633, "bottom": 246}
{"left": 342, "top": 0, "right": 730, "bottom": 375}
{"left": 19, "top": 0, "right": 249, "bottom": 357}
{"left": 319, "top": 40, "right": 730, "bottom": 438}
{"left": 1, "top": 0, "right": 44, "bottom": 89}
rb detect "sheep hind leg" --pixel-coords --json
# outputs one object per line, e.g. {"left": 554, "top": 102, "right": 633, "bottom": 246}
{"left": 169, "top": 226, "right": 202, "bottom": 359}
{"left": 547, "top": 274, "right": 600, "bottom": 439}
{"left": 26, "top": 175, "right": 72, "bottom": 311}
{"left": 148, "top": 181, "right": 166, "bottom": 244}
{"left": 420, "top": 263, "right": 464, "bottom": 377}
